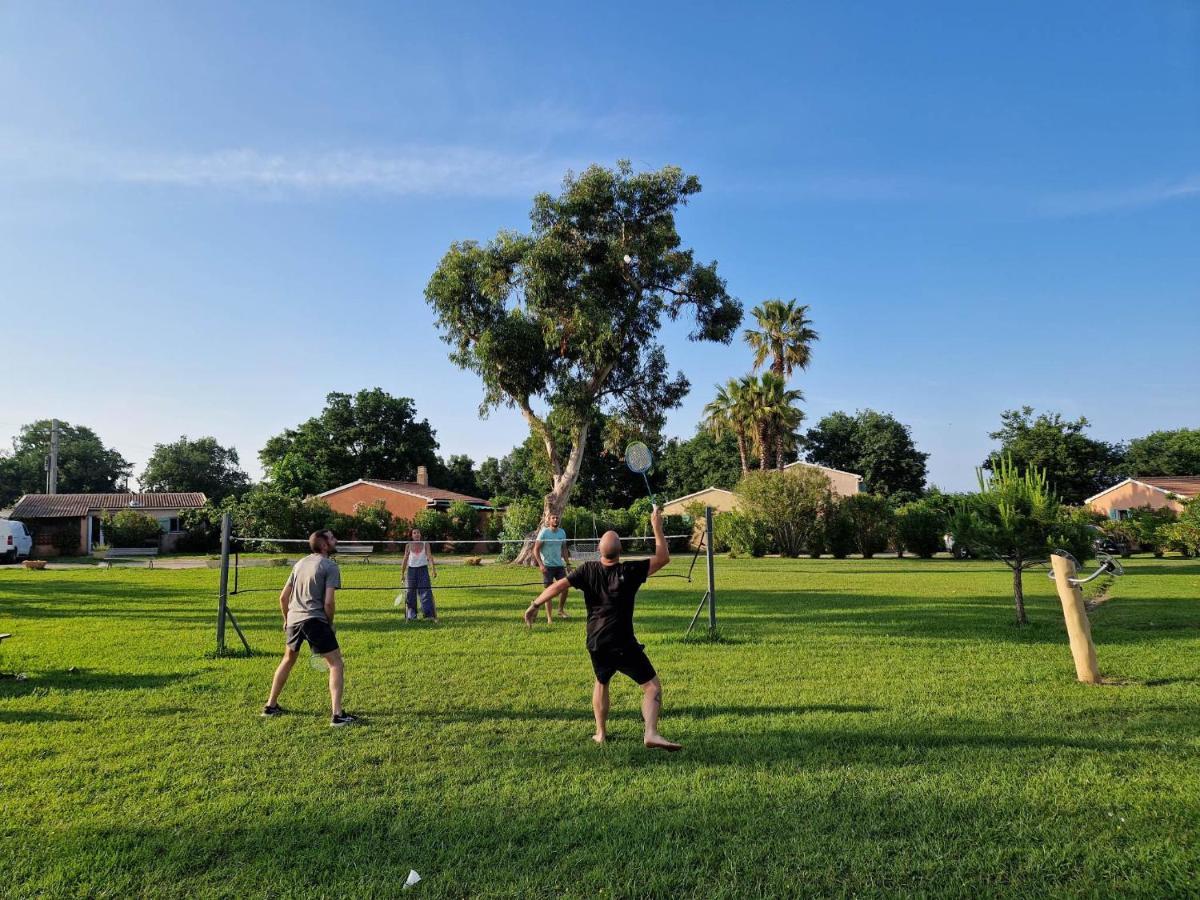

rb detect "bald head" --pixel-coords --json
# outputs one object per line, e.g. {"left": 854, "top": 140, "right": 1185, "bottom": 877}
{"left": 599, "top": 530, "right": 622, "bottom": 561}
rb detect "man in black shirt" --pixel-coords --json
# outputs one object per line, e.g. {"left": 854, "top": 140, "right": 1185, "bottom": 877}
{"left": 525, "top": 506, "right": 682, "bottom": 751}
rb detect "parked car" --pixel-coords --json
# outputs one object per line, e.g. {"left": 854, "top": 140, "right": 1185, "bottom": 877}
{"left": 0, "top": 519, "right": 33, "bottom": 563}
{"left": 944, "top": 533, "right": 972, "bottom": 559}
{"left": 1087, "top": 525, "right": 1129, "bottom": 557}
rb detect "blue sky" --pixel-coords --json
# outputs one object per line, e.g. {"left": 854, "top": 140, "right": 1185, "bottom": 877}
{"left": 2, "top": 0, "right": 1196, "bottom": 491}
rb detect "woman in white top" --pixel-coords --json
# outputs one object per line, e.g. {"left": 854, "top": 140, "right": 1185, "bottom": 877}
{"left": 400, "top": 528, "right": 438, "bottom": 622}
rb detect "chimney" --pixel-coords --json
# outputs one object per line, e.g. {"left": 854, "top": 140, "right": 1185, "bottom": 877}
{"left": 416, "top": 465, "right": 429, "bottom": 486}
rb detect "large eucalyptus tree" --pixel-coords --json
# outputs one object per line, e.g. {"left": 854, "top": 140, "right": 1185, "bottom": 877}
{"left": 425, "top": 161, "right": 742, "bottom": 523}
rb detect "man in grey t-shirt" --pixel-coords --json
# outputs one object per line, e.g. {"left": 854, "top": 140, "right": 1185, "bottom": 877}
{"left": 262, "top": 528, "right": 357, "bottom": 726}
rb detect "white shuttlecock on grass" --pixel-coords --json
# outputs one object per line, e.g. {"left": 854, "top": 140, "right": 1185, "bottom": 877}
{"left": 404, "top": 870, "right": 421, "bottom": 888}
{"left": 623, "top": 254, "right": 632, "bottom": 264}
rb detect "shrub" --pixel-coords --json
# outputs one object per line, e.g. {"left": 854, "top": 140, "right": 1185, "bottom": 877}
{"left": 806, "top": 526, "right": 827, "bottom": 558}
{"left": 446, "top": 500, "right": 478, "bottom": 542}
{"left": 600, "top": 507, "right": 638, "bottom": 537}
{"left": 176, "top": 502, "right": 224, "bottom": 553}
{"left": 230, "top": 487, "right": 336, "bottom": 546}
{"left": 715, "top": 511, "right": 769, "bottom": 557}
{"left": 735, "top": 468, "right": 831, "bottom": 558}
{"left": 822, "top": 502, "right": 856, "bottom": 559}
{"left": 412, "top": 510, "right": 451, "bottom": 543}
{"left": 841, "top": 494, "right": 894, "bottom": 558}
{"left": 709, "top": 512, "right": 733, "bottom": 553}
{"left": 894, "top": 499, "right": 945, "bottom": 558}
{"left": 498, "top": 497, "right": 543, "bottom": 561}
{"left": 104, "top": 510, "right": 162, "bottom": 548}
{"left": 1159, "top": 498, "right": 1200, "bottom": 556}
{"left": 1117, "top": 505, "right": 1177, "bottom": 555}
{"left": 351, "top": 500, "right": 394, "bottom": 542}
{"left": 52, "top": 527, "right": 82, "bottom": 556}
{"left": 483, "top": 512, "right": 504, "bottom": 542}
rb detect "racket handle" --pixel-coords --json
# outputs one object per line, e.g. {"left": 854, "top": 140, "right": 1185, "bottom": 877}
{"left": 642, "top": 473, "right": 657, "bottom": 508}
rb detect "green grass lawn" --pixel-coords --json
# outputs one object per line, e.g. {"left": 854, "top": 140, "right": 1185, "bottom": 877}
{"left": 2, "top": 556, "right": 1198, "bottom": 898}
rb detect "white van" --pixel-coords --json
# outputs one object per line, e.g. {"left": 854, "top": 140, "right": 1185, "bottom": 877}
{"left": 1, "top": 519, "right": 33, "bottom": 563}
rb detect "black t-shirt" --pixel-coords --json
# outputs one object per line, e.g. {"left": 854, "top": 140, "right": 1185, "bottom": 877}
{"left": 567, "top": 559, "right": 651, "bottom": 652}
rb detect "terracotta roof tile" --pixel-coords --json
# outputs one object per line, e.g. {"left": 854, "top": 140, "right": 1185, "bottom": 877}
{"left": 11, "top": 493, "right": 208, "bottom": 519}
{"left": 1138, "top": 476, "right": 1200, "bottom": 498}
{"left": 362, "top": 480, "right": 491, "bottom": 506}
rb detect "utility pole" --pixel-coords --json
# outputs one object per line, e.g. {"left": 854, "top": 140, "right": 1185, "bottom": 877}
{"left": 48, "top": 419, "right": 60, "bottom": 494}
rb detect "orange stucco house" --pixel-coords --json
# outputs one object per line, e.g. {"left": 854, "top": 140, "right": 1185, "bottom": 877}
{"left": 1085, "top": 476, "right": 1200, "bottom": 519}
{"left": 316, "top": 466, "right": 495, "bottom": 532}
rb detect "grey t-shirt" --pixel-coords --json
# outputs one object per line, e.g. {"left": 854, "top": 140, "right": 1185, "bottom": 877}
{"left": 285, "top": 554, "right": 341, "bottom": 626}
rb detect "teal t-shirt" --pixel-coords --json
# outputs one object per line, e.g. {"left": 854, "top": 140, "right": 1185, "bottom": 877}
{"left": 537, "top": 527, "right": 568, "bottom": 568}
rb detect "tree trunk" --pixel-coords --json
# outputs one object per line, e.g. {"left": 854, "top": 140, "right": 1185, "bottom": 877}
{"left": 758, "top": 423, "right": 770, "bottom": 471}
{"left": 736, "top": 433, "right": 749, "bottom": 476}
{"left": 775, "top": 424, "right": 785, "bottom": 471}
{"left": 1011, "top": 562, "right": 1028, "bottom": 625}
{"left": 512, "top": 421, "right": 590, "bottom": 566}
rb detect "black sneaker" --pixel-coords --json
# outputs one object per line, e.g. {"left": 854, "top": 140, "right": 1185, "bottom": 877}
{"left": 330, "top": 712, "right": 359, "bottom": 727}
{"left": 261, "top": 704, "right": 283, "bottom": 717}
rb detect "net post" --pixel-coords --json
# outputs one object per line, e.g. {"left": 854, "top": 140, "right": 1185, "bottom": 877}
{"left": 217, "top": 512, "right": 231, "bottom": 654}
{"left": 705, "top": 506, "right": 716, "bottom": 630}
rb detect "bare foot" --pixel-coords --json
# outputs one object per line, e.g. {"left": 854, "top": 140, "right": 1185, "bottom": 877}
{"left": 644, "top": 734, "right": 682, "bottom": 752}
{"left": 592, "top": 733, "right": 606, "bottom": 744}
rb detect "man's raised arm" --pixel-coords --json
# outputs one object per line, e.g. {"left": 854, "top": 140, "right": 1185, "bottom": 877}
{"left": 647, "top": 506, "right": 670, "bottom": 575}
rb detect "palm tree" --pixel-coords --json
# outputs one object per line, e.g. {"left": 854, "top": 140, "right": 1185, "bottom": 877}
{"left": 743, "top": 300, "right": 817, "bottom": 466}
{"left": 744, "top": 299, "right": 819, "bottom": 378}
{"left": 746, "top": 373, "right": 805, "bottom": 470}
{"left": 766, "top": 384, "right": 806, "bottom": 470}
{"left": 704, "top": 378, "right": 754, "bottom": 475}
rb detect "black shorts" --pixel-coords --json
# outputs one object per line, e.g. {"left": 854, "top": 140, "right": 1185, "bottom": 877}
{"left": 286, "top": 618, "right": 339, "bottom": 655}
{"left": 588, "top": 642, "right": 657, "bottom": 686}
{"left": 543, "top": 565, "right": 567, "bottom": 587}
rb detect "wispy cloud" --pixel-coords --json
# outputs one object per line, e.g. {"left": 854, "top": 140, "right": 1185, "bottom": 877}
{"left": 1, "top": 142, "right": 581, "bottom": 198}
{"left": 119, "top": 147, "right": 577, "bottom": 196}
{"left": 1038, "top": 174, "right": 1200, "bottom": 217}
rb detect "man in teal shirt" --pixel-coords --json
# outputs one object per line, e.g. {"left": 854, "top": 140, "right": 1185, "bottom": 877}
{"left": 533, "top": 513, "right": 571, "bottom": 623}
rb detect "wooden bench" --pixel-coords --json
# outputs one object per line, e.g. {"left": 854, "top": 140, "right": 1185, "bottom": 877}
{"left": 104, "top": 547, "right": 160, "bottom": 567}
{"left": 338, "top": 544, "right": 374, "bottom": 557}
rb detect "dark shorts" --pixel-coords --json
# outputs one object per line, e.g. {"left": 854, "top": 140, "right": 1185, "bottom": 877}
{"left": 543, "top": 565, "right": 567, "bottom": 587}
{"left": 588, "top": 642, "right": 657, "bottom": 686}
{"left": 285, "top": 618, "right": 339, "bottom": 655}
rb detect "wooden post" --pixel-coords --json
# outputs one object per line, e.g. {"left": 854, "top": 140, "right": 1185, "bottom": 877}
{"left": 1050, "top": 553, "right": 1101, "bottom": 684}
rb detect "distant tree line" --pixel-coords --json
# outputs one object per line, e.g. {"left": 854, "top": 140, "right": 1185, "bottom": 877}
{"left": 4, "top": 397, "right": 1197, "bottom": 519}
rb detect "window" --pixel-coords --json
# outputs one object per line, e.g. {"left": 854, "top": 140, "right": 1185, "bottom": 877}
{"left": 167, "top": 517, "right": 182, "bottom": 533}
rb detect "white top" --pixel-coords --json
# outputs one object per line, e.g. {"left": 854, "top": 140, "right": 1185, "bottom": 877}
{"left": 407, "top": 542, "right": 429, "bottom": 568}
